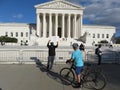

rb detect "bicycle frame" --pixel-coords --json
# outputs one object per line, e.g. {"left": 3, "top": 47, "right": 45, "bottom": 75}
{"left": 60, "top": 62, "right": 107, "bottom": 90}
{"left": 67, "top": 62, "right": 90, "bottom": 77}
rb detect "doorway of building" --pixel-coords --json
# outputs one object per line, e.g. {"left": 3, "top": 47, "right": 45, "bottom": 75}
{"left": 58, "top": 27, "right": 61, "bottom": 38}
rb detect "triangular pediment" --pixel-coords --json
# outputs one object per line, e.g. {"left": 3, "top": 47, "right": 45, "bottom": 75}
{"left": 35, "top": 0, "right": 84, "bottom": 10}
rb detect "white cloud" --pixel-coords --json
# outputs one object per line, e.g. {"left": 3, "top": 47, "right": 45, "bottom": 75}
{"left": 12, "top": 14, "right": 23, "bottom": 19}
{"left": 84, "top": 0, "right": 120, "bottom": 25}
{"left": 66, "top": 0, "right": 120, "bottom": 36}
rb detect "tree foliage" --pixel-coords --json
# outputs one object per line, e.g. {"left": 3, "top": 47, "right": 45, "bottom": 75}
{"left": 99, "top": 40, "right": 108, "bottom": 44}
{"left": 115, "top": 36, "right": 120, "bottom": 44}
{"left": 0, "top": 36, "right": 18, "bottom": 43}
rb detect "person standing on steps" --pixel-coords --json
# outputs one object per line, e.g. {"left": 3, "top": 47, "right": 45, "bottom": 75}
{"left": 47, "top": 40, "right": 58, "bottom": 71}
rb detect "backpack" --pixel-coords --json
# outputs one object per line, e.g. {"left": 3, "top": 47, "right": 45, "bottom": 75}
{"left": 95, "top": 48, "right": 99, "bottom": 55}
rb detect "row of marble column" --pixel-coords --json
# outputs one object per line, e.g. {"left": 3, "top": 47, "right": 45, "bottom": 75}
{"left": 37, "top": 13, "right": 82, "bottom": 38}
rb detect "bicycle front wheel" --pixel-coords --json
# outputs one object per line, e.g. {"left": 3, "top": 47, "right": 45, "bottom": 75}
{"left": 60, "top": 68, "right": 75, "bottom": 84}
{"left": 83, "top": 72, "right": 107, "bottom": 90}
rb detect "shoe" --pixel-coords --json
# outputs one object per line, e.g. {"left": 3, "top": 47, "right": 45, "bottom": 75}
{"left": 73, "top": 84, "right": 81, "bottom": 88}
{"left": 72, "top": 82, "right": 81, "bottom": 88}
{"left": 47, "top": 68, "right": 50, "bottom": 71}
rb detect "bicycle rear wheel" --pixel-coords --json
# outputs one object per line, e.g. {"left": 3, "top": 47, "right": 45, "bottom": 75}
{"left": 60, "top": 68, "right": 75, "bottom": 85}
{"left": 83, "top": 72, "right": 106, "bottom": 90}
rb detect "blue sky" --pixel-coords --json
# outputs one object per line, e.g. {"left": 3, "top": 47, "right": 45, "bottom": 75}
{"left": 0, "top": 0, "right": 40, "bottom": 23}
{"left": 0, "top": 0, "right": 120, "bottom": 36}
{"left": 0, "top": 0, "right": 51, "bottom": 23}
{"left": 0, "top": 0, "right": 89, "bottom": 23}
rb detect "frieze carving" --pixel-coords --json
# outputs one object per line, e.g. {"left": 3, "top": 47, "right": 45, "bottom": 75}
{"left": 41, "top": 2, "right": 77, "bottom": 9}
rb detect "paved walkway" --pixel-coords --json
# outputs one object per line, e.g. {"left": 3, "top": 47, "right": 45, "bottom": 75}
{"left": 0, "top": 63, "right": 119, "bottom": 90}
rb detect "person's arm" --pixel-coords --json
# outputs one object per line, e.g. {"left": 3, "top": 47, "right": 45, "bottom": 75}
{"left": 70, "top": 58, "right": 74, "bottom": 62}
{"left": 99, "top": 48, "right": 102, "bottom": 55}
{"left": 66, "top": 52, "right": 74, "bottom": 63}
{"left": 70, "top": 52, "right": 74, "bottom": 62}
{"left": 55, "top": 42, "right": 58, "bottom": 48}
{"left": 66, "top": 58, "right": 74, "bottom": 63}
{"left": 47, "top": 40, "right": 50, "bottom": 47}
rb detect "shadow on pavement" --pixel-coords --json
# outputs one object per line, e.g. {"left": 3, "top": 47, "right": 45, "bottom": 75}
{"left": 101, "top": 64, "right": 120, "bottom": 90}
{"left": 46, "top": 70, "right": 72, "bottom": 86}
{"left": 31, "top": 57, "right": 120, "bottom": 90}
{"left": 31, "top": 57, "right": 71, "bottom": 86}
{"left": 31, "top": 57, "right": 48, "bottom": 72}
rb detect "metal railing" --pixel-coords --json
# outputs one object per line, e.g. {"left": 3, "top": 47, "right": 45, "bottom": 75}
{"left": 0, "top": 49, "right": 119, "bottom": 64}
{"left": 0, "top": 49, "right": 73, "bottom": 64}
{"left": 86, "top": 51, "right": 120, "bottom": 64}
{"left": 0, "top": 50, "right": 20, "bottom": 64}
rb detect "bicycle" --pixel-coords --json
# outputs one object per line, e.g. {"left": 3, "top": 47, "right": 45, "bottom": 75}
{"left": 59, "top": 60, "right": 107, "bottom": 90}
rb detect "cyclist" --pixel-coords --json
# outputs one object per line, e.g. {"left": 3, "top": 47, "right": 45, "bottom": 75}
{"left": 68, "top": 43, "right": 84, "bottom": 88}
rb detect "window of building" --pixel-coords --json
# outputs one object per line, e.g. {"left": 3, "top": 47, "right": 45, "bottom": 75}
{"left": 106, "top": 34, "right": 109, "bottom": 38}
{"left": 26, "top": 32, "right": 28, "bottom": 37}
{"left": 102, "top": 34, "right": 104, "bottom": 38}
{"left": 11, "top": 32, "right": 13, "bottom": 37}
{"left": 21, "top": 32, "right": 23, "bottom": 37}
{"left": 16, "top": 32, "right": 18, "bottom": 37}
{"left": 93, "top": 34, "right": 95, "bottom": 38}
{"left": 97, "top": 34, "right": 100, "bottom": 38}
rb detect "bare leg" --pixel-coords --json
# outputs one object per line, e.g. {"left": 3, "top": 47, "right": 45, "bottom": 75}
{"left": 73, "top": 74, "right": 81, "bottom": 88}
{"left": 77, "top": 74, "right": 81, "bottom": 84}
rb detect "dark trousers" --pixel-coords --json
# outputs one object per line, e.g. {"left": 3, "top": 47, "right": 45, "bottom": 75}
{"left": 97, "top": 55, "right": 101, "bottom": 65}
{"left": 47, "top": 56, "right": 55, "bottom": 70}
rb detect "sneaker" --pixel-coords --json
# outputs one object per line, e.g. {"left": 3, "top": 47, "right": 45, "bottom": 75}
{"left": 72, "top": 82, "right": 81, "bottom": 88}
{"left": 47, "top": 68, "right": 50, "bottom": 71}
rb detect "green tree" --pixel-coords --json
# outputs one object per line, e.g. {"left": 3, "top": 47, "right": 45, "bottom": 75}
{"left": 0, "top": 36, "right": 18, "bottom": 43}
{"left": 99, "top": 40, "right": 108, "bottom": 44}
{"left": 115, "top": 36, "right": 120, "bottom": 44}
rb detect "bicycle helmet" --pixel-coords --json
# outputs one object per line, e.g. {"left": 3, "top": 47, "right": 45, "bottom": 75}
{"left": 72, "top": 43, "right": 78, "bottom": 49}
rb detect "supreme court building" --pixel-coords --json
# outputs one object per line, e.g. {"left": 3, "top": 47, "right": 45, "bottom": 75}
{"left": 35, "top": 0, "right": 83, "bottom": 39}
{"left": 0, "top": 0, "right": 116, "bottom": 46}
{"left": 34, "top": 0, "right": 116, "bottom": 46}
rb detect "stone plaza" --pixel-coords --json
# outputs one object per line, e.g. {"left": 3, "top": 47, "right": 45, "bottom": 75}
{"left": 0, "top": 63, "right": 119, "bottom": 90}
{"left": 0, "top": 45, "right": 119, "bottom": 90}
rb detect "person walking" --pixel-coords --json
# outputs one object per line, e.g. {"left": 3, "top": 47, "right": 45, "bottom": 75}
{"left": 95, "top": 44, "right": 102, "bottom": 65}
{"left": 47, "top": 40, "right": 58, "bottom": 71}
{"left": 67, "top": 43, "right": 84, "bottom": 88}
